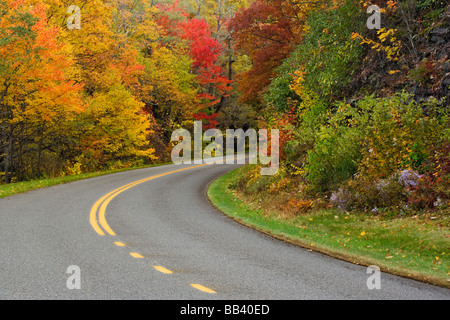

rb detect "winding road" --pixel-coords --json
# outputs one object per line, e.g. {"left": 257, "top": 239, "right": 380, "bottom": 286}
{"left": 0, "top": 160, "right": 449, "bottom": 300}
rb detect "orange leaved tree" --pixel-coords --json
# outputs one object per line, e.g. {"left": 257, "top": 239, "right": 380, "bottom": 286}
{"left": 0, "top": 0, "right": 83, "bottom": 183}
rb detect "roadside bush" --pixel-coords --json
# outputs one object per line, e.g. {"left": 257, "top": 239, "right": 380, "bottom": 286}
{"left": 302, "top": 96, "right": 371, "bottom": 193}
{"left": 284, "top": 89, "right": 328, "bottom": 174}
{"left": 407, "top": 141, "right": 450, "bottom": 209}
{"left": 356, "top": 92, "right": 447, "bottom": 179}
{"left": 333, "top": 173, "right": 409, "bottom": 212}
{"left": 328, "top": 92, "right": 449, "bottom": 211}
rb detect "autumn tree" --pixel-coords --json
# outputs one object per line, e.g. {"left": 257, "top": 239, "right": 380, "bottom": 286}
{"left": 181, "top": 0, "right": 251, "bottom": 125}
{"left": 0, "top": 0, "right": 83, "bottom": 182}
{"left": 228, "top": 0, "right": 323, "bottom": 107}
{"left": 34, "top": 0, "right": 119, "bottom": 94}
{"left": 153, "top": 1, "right": 233, "bottom": 129}
{"left": 73, "top": 84, "right": 156, "bottom": 170}
{"left": 178, "top": 17, "right": 232, "bottom": 111}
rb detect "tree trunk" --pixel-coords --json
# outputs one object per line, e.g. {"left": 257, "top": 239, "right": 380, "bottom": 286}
{"left": 4, "top": 124, "right": 13, "bottom": 184}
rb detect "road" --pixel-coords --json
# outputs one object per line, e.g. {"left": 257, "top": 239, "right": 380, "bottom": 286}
{"left": 0, "top": 161, "right": 449, "bottom": 300}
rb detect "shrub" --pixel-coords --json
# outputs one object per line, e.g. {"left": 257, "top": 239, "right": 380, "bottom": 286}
{"left": 303, "top": 98, "right": 370, "bottom": 193}
{"left": 356, "top": 92, "right": 447, "bottom": 179}
{"left": 327, "top": 92, "right": 449, "bottom": 211}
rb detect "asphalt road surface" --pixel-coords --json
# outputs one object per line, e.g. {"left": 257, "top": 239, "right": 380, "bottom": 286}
{"left": 0, "top": 161, "right": 449, "bottom": 300}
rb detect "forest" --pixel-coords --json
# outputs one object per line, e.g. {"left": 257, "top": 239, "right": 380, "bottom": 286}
{"left": 0, "top": 0, "right": 244, "bottom": 184}
{"left": 1, "top": 0, "right": 449, "bottom": 214}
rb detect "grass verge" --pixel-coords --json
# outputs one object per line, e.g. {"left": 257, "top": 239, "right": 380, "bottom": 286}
{"left": 0, "top": 162, "right": 169, "bottom": 199}
{"left": 207, "top": 166, "right": 450, "bottom": 289}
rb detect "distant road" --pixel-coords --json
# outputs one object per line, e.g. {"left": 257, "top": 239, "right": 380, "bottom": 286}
{"left": 0, "top": 161, "right": 448, "bottom": 299}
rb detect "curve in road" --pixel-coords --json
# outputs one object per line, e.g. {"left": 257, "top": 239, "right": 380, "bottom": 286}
{"left": 0, "top": 161, "right": 449, "bottom": 299}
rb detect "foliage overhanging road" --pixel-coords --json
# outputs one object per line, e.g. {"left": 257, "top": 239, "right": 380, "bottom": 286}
{"left": 0, "top": 162, "right": 449, "bottom": 299}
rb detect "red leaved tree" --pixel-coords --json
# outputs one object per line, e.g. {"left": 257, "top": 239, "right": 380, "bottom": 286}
{"left": 228, "top": 0, "right": 322, "bottom": 106}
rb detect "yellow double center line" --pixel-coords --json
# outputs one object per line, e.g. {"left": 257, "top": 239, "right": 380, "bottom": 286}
{"left": 90, "top": 155, "right": 248, "bottom": 236}
{"left": 89, "top": 157, "right": 246, "bottom": 295}
{"left": 89, "top": 163, "right": 208, "bottom": 236}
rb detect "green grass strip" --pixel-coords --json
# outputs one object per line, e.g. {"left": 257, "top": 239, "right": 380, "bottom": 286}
{"left": 0, "top": 162, "right": 169, "bottom": 199}
{"left": 207, "top": 166, "right": 450, "bottom": 289}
